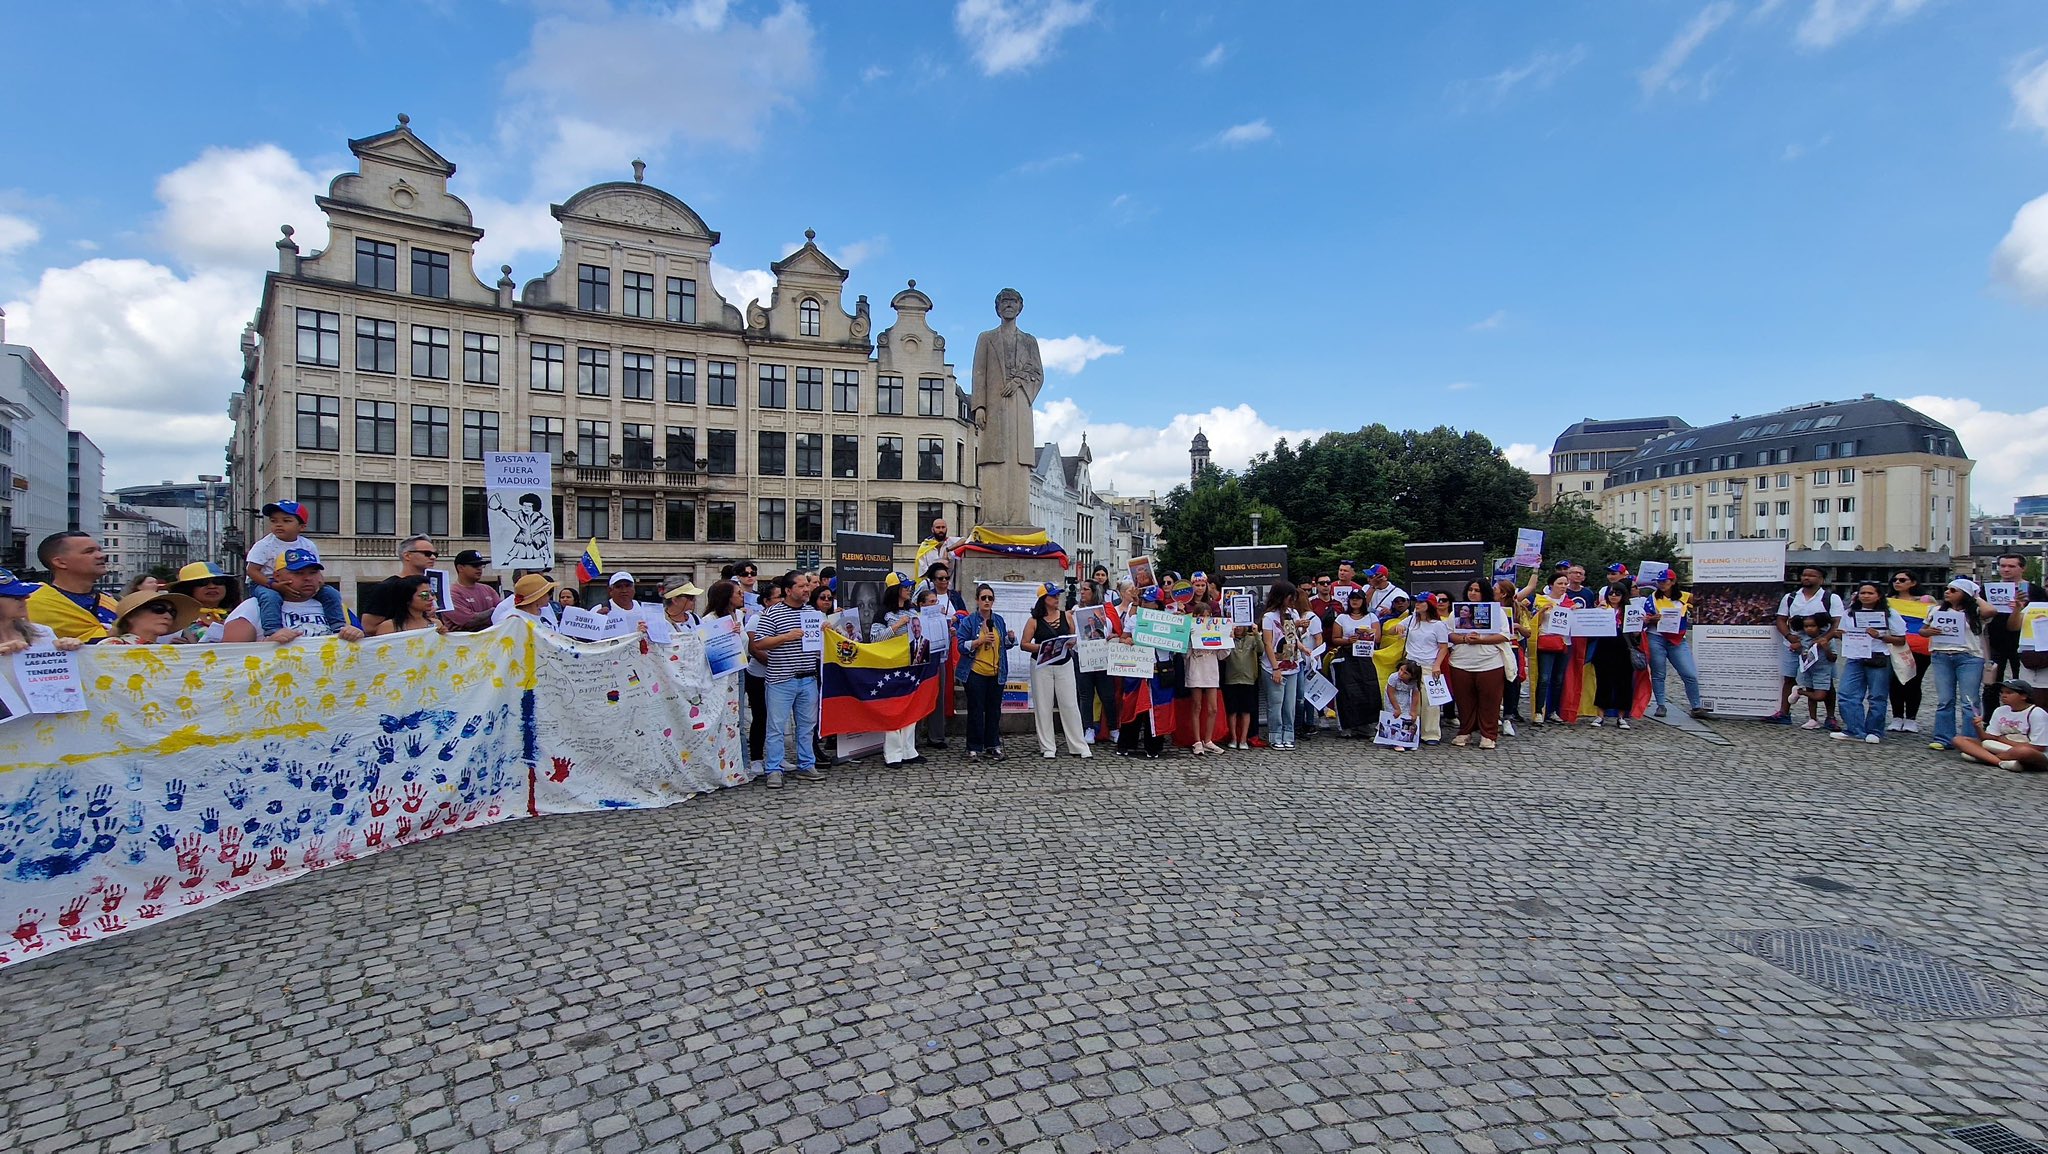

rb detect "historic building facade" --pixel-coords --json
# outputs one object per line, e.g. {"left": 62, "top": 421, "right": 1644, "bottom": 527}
{"left": 228, "top": 118, "right": 978, "bottom": 599}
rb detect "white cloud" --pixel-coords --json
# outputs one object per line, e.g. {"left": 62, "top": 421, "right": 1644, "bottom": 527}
{"left": 1211, "top": 119, "right": 1274, "bottom": 148}
{"left": 154, "top": 144, "right": 326, "bottom": 273}
{"left": 0, "top": 212, "right": 40, "bottom": 256}
{"left": 861, "top": 64, "right": 891, "bottom": 82}
{"left": 1992, "top": 191, "right": 2048, "bottom": 301}
{"left": 1795, "top": 0, "right": 1930, "bottom": 50}
{"left": 1897, "top": 395, "right": 2048, "bottom": 512}
{"left": 833, "top": 235, "right": 887, "bottom": 268}
{"left": 711, "top": 261, "right": 775, "bottom": 311}
{"left": 1198, "top": 43, "right": 1227, "bottom": 69}
{"left": 501, "top": 1, "right": 816, "bottom": 186}
{"left": 1467, "top": 310, "right": 1507, "bottom": 332}
{"left": 1503, "top": 442, "right": 1550, "bottom": 472}
{"left": 954, "top": 0, "right": 1094, "bottom": 76}
{"left": 1444, "top": 381, "right": 1475, "bottom": 392}
{"left": 464, "top": 193, "right": 565, "bottom": 280}
{"left": 2010, "top": 53, "right": 2048, "bottom": 141}
{"left": 1456, "top": 45, "right": 1588, "bottom": 107}
{"left": 1038, "top": 335, "right": 1123, "bottom": 374}
{"left": 1033, "top": 397, "right": 1325, "bottom": 497}
{"left": 1639, "top": 2, "right": 1736, "bottom": 98}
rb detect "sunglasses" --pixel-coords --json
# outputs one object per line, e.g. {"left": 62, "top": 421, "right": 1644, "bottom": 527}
{"left": 741, "top": 570, "right": 757, "bottom": 577}
{"left": 978, "top": 595, "right": 995, "bottom": 602}
{"left": 1892, "top": 577, "right": 1912, "bottom": 583}
{"left": 409, "top": 549, "right": 438, "bottom": 558}
{"left": 138, "top": 602, "right": 176, "bottom": 615}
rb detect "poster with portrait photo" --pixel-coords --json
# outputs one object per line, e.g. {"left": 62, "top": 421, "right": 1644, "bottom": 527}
{"left": 1127, "top": 556, "right": 1158, "bottom": 595}
{"left": 1449, "top": 602, "right": 1496, "bottom": 632}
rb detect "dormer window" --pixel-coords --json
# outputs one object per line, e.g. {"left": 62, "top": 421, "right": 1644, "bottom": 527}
{"left": 799, "top": 297, "right": 822, "bottom": 337}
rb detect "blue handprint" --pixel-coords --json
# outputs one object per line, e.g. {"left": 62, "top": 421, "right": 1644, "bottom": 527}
{"left": 295, "top": 807, "right": 313, "bottom": 825}
{"left": 163, "top": 778, "right": 187, "bottom": 812}
{"left": 200, "top": 808, "right": 220, "bottom": 834}
{"left": 87, "top": 813, "right": 118, "bottom": 856}
{"left": 87, "top": 784, "right": 113, "bottom": 820}
{"left": 243, "top": 816, "right": 262, "bottom": 834}
{"left": 124, "top": 800, "right": 144, "bottom": 834}
{"left": 224, "top": 780, "right": 250, "bottom": 810}
{"left": 51, "top": 807, "right": 83, "bottom": 850}
{"left": 265, "top": 800, "right": 283, "bottom": 815}
{"left": 437, "top": 739, "right": 461, "bottom": 763}
{"left": 404, "top": 733, "right": 429, "bottom": 758}
{"left": 373, "top": 736, "right": 397, "bottom": 765}
{"left": 151, "top": 824, "right": 177, "bottom": 850}
{"left": 277, "top": 821, "right": 301, "bottom": 845}
{"left": 284, "top": 761, "right": 305, "bottom": 789}
{"left": 125, "top": 839, "right": 148, "bottom": 865}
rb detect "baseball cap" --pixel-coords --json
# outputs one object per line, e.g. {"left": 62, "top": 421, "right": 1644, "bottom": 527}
{"left": 274, "top": 548, "right": 323, "bottom": 572}
{"left": 662, "top": 576, "right": 703, "bottom": 600}
{"left": 609, "top": 571, "right": 637, "bottom": 586}
{"left": 1554, "top": 558, "right": 1575, "bottom": 570}
{"left": 1607, "top": 563, "right": 1630, "bottom": 576}
{"left": 261, "top": 500, "right": 308, "bottom": 523}
{"left": 1998, "top": 678, "right": 2033, "bottom": 696}
{"left": 1365, "top": 564, "right": 1389, "bottom": 578}
{"left": 1337, "top": 559, "right": 1356, "bottom": 569}
{"left": 884, "top": 571, "right": 909, "bottom": 589}
{"left": 1190, "top": 570, "right": 1207, "bottom": 581}
{"left": 1948, "top": 576, "right": 1981, "bottom": 597}
{"left": 0, "top": 568, "right": 38, "bottom": 598}
{"left": 453, "top": 549, "right": 486, "bottom": 567}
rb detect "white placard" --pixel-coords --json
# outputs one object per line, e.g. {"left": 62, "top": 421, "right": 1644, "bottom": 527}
{"left": 1985, "top": 583, "right": 2019, "bottom": 613}
{"left": 556, "top": 606, "right": 609, "bottom": 642}
{"left": 1077, "top": 637, "right": 1112, "bottom": 673}
{"left": 1301, "top": 670, "right": 1337, "bottom": 711}
{"left": 1688, "top": 539, "right": 1788, "bottom": 584}
{"left": 1841, "top": 632, "right": 1874, "bottom": 660}
{"left": 799, "top": 609, "right": 825, "bottom": 653}
{"left": 1033, "top": 634, "right": 1075, "bottom": 665}
{"left": 1652, "top": 605, "right": 1684, "bottom": 634}
{"left": 426, "top": 568, "right": 454, "bottom": 612}
{"left": 1636, "top": 560, "right": 1671, "bottom": 586}
{"left": 1450, "top": 602, "right": 1496, "bottom": 632}
{"left": 1541, "top": 607, "right": 1571, "bottom": 637}
{"left": 483, "top": 452, "right": 556, "bottom": 570}
{"left": 918, "top": 606, "right": 950, "bottom": 646}
{"left": 1105, "top": 642, "right": 1156, "bottom": 679}
{"left": 1349, "top": 638, "right": 1376, "bottom": 660}
{"left": 1567, "top": 608, "right": 1618, "bottom": 638}
{"left": 1694, "top": 625, "right": 1785, "bottom": 718}
{"left": 1228, "top": 594, "right": 1255, "bottom": 628}
{"left": 1798, "top": 643, "right": 1821, "bottom": 672}
{"left": 1071, "top": 604, "right": 1110, "bottom": 642}
{"left": 1925, "top": 609, "right": 1967, "bottom": 640}
{"left": 1422, "top": 673, "right": 1454, "bottom": 706}
{"left": 1191, "top": 618, "right": 1230, "bottom": 651}
{"left": 640, "top": 615, "right": 674, "bottom": 645}
{"left": 1622, "top": 603, "right": 1646, "bottom": 634}
{"left": 1374, "top": 714, "right": 1419, "bottom": 750}
{"left": 12, "top": 649, "right": 85, "bottom": 714}
{"left": 2029, "top": 613, "right": 2048, "bottom": 649}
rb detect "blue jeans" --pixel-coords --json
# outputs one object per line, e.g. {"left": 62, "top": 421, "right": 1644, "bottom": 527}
{"left": 1837, "top": 659, "right": 1890, "bottom": 739}
{"left": 1928, "top": 651, "right": 1984, "bottom": 747}
{"left": 764, "top": 676, "right": 819, "bottom": 774}
{"left": 1647, "top": 633, "right": 1702, "bottom": 712}
{"left": 1537, "top": 650, "right": 1569, "bottom": 717}
{"left": 1264, "top": 668, "right": 1301, "bottom": 745}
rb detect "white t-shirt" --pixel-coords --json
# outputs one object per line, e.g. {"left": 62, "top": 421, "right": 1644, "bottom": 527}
{"left": 1778, "top": 588, "right": 1845, "bottom": 623}
{"left": 246, "top": 533, "right": 319, "bottom": 573}
{"left": 1404, "top": 618, "right": 1452, "bottom": 671}
{"left": 1366, "top": 584, "right": 1409, "bottom": 617}
{"left": 1985, "top": 704, "right": 2048, "bottom": 745}
{"left": 491, "top": 599, "right": 555, "bottom": 630}
{"left": 1261, "top": 608, "right": 1298, "bottom": 674}
{"left": 223, "top": 595, "right": 333, "bottom": 639}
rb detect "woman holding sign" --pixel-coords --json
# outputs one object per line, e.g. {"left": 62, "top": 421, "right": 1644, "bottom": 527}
{"left": 1259, "top": 582, "right": 1306, "bottom": 750}
{"left": 1183, "top": 589, "right": 1226, "bottom": 754}
{"left": 1587, "top": 586, "right": 1639, "bottom": 729}
{"left": 1922, "top": 578, "right": 1987, "bottom": 751}
{"left": 1446, "top": 599, "right": 1510, "bottom": 748}
{"left": 1831, "top": 581, "right": 1907, "bottom": 745}
{"left": 1533, "top": 575, "right": 1572, "bottom": 724}
{"left": 1642, "top": 570, "right": 1711, "bottom": 720}
{"left": 1331, "top": 588, "right": 1382, "bottom": 738}
{"left": 1022, "top": 584, "right": 1091, "bottom": 760}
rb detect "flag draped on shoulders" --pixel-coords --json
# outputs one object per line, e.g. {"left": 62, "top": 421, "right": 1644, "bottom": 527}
{"left": 820, "top": 627, "right": 942, "bottom": 737}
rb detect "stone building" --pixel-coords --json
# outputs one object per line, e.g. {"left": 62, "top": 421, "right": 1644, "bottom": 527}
{"left": 1538, "top": 416, "right": 1690, "bottom": 506}
{"left": 1028, "top": 437, "right": 1122, "bottom": 575}
{"left": 228, "top": 117, "right": 978, "bottom": 600}
{"left": 101, "top": 503, "right": 190, "bottom": 590}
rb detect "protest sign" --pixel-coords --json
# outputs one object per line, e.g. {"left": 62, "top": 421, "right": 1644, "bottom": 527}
{"left": 556, "top": 606, "right": 609, "bottom": 641}
{"left": 483, "top": 452, "right": 556, "bottom": 569}
{"left": 1985, "top": 583, "right": 2018, "bottom": 613}
{"left": 1133, "top": 608, "right": 1191, "bottom": 653}
{"left": 12, "top": 649, "right": 84, "bottom": 714}
{"left": 1127, "top": 556, "right": 1158, "bottom": 593}
{"left": 702, "top": 618, "right": 748, "bottom": 677}
{"left": 918, "top": 606, "right": 950, "bottom": 646}
{"left": 1374, "top": 714, "right": 1419, "bottom": 750}
{"left": 1301, "top": 670, "right": 1337, "bottom": 711}
{"left": 1105, "top": 642, "right": 1156, "bottom": 679}
{"left": 1567, "top": 608, "right": 1618, "bottom": 638}
{"left": 1512, "top": 529, "right": 1544, "bottom": 568}
{"left": 426, "top": 568, "right": 454, "bottom": 612}
{"left": 1798, "top": 644, "right": 1820, "bottom": 673}
{"left": 1190, "top": 618, "right": 1230, "bottom": 651}
{"left": 1077, "top": 638, "right": 1112, "bottom": 673}
{"left": 1622, "top": 602, "right": 1646, "bottom": 634}
{"left": 1450, "top": 602, "right": 1496, "bottom": 632}
{"left": 1541, "top": 607, "right": 1571, "bottom": 638}
{"left": 1422, "top": 673, "right": 1454, "bottom": 707}
{"left": 1072, "top": 604, "right": 1110, "bottom": 642}
{"left": 1228, "top": 593, "right": 1255, "bottom": 627}
{"left": 1636, "top": 560, "right": 1672, "bottom": 587}
{"left": 1033, "top": 635, "right": 1075, "bottom": 665}
{"left": 1405, "top": 541, "right": 1485, "bottom": 601}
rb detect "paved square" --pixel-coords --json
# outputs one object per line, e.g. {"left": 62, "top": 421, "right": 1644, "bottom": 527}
{"left": 3, "top": 717, "right": 2045, "bottom": 1153}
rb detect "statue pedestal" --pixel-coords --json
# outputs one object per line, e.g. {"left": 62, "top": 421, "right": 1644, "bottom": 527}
{"left": 954, "top": 538, "right": 1072, "bottom": 737}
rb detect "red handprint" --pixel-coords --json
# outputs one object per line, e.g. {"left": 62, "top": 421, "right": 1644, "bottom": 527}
{"left": 93, "top": 914, "right": 125, "bottom": 934}
{"left": 436, "top": 801, "right": 458, "bottom": 828}
{"left": 370, "top": 790, "right": 391, "bottom": 818}
{"left": 175, "top": 833, "right": 204, "bottom": 874}
{"left": 144, "top": 876, "right": 172, "bottom": 900}
{"left": 137, "top": 904, "right": 162, "bottom": 920}
{"left": 99, "top": 885, "right": 126, "bottom": 914}
{"left": 179, "top": 891, "right": 207, "bottom": 906}
{"left": 217, "top": 827, "right": 243, "bottom": 863}
{"left": 214, "top": 880, "right": 235, "bottom": 894}
{"left": 365, "top": 822, "right": 384, "bottom": 848}
{"left": 57, "top": 895, "right": 91, "bottom": 929}
{"left": 334, "top": 831, "right": 356, "bottom": 862}
{"left": 267, "top": 847, "right": 288, "bottom": 871}
{"left": 178, "top": 865, "right": 208, "bottom": 890}
{"left": 487, "top": 803, "right": 503, "bottom": 820}
{"left": 11, "top": 911, "right": 43, "bottom": 952}
{"left": 549, "top": 756, "right": 573, "bottom": 783}
{"left": 402, "top": 784, "right": 426, "bottom": 813}
{"left": 395, "top": 816, "right": 414, "bottom": 841}
{"left": 231, "top": 853, "right": 256, "bottom": 878}
{"left": 64, "top": 926, "right": 90, "bottom": 942}
{"left": 301, "top": 843, "right": 326, "bottom": 870}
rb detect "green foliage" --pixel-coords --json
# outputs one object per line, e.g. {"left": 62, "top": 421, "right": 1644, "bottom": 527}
{"left": 1294, "top": 528, "right": 1409, "bottom": 586}
{"left": 1514, "top": 496, "right": 1685, "bottom": 580}
{"left": 1154, "top": 473, "right": 1291, "bottom": 577}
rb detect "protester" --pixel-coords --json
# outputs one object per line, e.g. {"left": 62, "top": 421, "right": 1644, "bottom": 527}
{"left": 742, "top": 580, "right": 781, "bottom": 776}
{"left": 1383, "top": 659, "right": 1422, "bottom": 754}
{"left": 103, "top": 591, "right": 202, "bottom": 646}
{"left": 222, "top": 556, "right": 365, "bottom": 643}
{"left": 2008, "top": 584, "right": 2048, "bottom": 707}
{"left": 1072, "top": 580, "right": 1119, "bottom": 745}
{"left": 663, "top": 577, "right": 703, "bottom": 630}
{"left": 0, "top": 569, "right": 84, "bottom": 654}
{"left": 491, "top": 574, "right": 559, "bottom": 629}
{"left": 1116, "top": 586, "right": 1179, "bottom": 759}
{"left": 1402, "top": 593, "right": 1451, "bottom": 744}
{"left": 925, "top": 561, "right": 967, "bottom": 615}
{"left": 1558, "top": 564, "right": 1599, "bottom": 608}
{"left": 1330, "top": 588, "right": 1381, "bottom": 738}
{"left": 1983, "top": 553, "right": 2048, "bottom": 682}
{"left": 1022, "top": 583, "right": 1091, "bottom": 759}
{"left": 356, "top": 535, "right": 438, "bottom": 632}
{"left": 555, "top": 585, "right": 581, "bottom": 617}
{"left": 26, "top": 531, "right": 117, "bottom": 642}
{"left": 595, "top": 572, "right": 662, "bottom": 632}
{"left": 1952, "top": 680, "right": 2048, "bottom": 772}
{"left": 1831, "top": 581, "right": 1907, "bottom": 745}
{"left": 1586, "top": 586, "right": 1638, "bottom": 729}
{"left": 1784, "top": 613, "right": 1839, "bottom": 730}
{"left": 869, "top": 576, "right": 926, "bottom": 769}
{"left": 244, "top": 500, "right": 317, "bottom": 592}
{"left": 735, "top": 561, "right": 762, "bottom": 608}
{"left": 1182, "top": 589, "right": 1224, "bottom": 754}
{"left": 1364, "top": 564, "right": 1407, "bottom": 618}
{"left": 1923, "top": 578, "right": 1987, "bottom": 752}
{"left": 922, "top": 562, "right": 963, "bottom": 749}
{"left": 168, "top": 562, "right": 238, "bottom": 643}
{"left": 364, "top": 576, "right": 444, "bottom": 636}
{"left": 1259, "top": 581, "right": 1305, "bottom": 750}
{"left": 1771, "top": 567, "right": 1845, "bottom": 726}
{"left": 1886, "top": 570, "right": 1934, "bottom": 732}
{"left": 1533, "top": 574, "right": 1571, "bottom": 724}
{"left": 123, "top": 574, "right": 164, "bottom": 597}
{"left": 1641, "top": 570, "right": 1712, "bottom": 720}
{"left": 749, "top": 575, "right": 822, "bottom": 788}
{"left": 1293, "top": 583, "right": 1328, "bottom": 741}
{"left": 915, "top": 517, "right": 967, "bottom": 577}
{"left": 1445, "top": 590, "right": 1510, "bottom": 749}
{"left": 956, "top": 583, "right": 1012, "bottom": 761}
{"left": 1222, "top": 609, "right": 1262, "bottom": 749}
{"left": 440, "top": 550, "right": 500, "bottom": 632}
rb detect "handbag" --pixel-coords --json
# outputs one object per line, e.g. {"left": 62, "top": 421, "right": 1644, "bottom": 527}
{"left": 1888, "top": 644, "right": 1917, "bottom": 684}
{"left": 1628, "top": 643, "right": 1648, "bottom": 671}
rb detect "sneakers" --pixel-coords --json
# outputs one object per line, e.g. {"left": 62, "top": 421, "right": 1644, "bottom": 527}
{"left": 1042, "top": 750, "right": 1057, "bottom": 759}
{"left": 1617, "top": 718, "right": 1631, "bottom": 731}
{"left": 1800, "top": 719, "right": 1824, "bottom": 730}
{"left": 989, "top": 747, "right": 1006, "bottom": 762}
{"left": 2001, "top": 759, "right": 2025, "bottom": 772}
{"left": 1902, "top": 719, "right": 1920, "bottom": 733}
{"left": 1690, "top": 704, "right": 1714, "bottom": 719}
{"left": 792, "top": 768, "right": 823, "bottom": 782}
{"left": 1829, "top": 731, "right": 1854, "bottom": 743}
{"left": 750, "top": 759, "right": 764, "bottom": 777}
{"left": 1960, "top": 752, "right": 1979, "bottom": 765}
{"left": 1885, "top": 718, "right": 1903, "bottom": 732}
{"left": 1532, "top": 714, "right": 1546, "bottom": 726}
{"left": 1545, "top": 712, "right": 1564, "bottom": 724}
{"left": 1863, "top": 735, "right": 1880, "bottom": 744}
{"left": 1478, "top": 737, "right": 1497, "bottom": 750}
{"left": 965, "top": 749, "right": 980, "bottom": 761}
{"left": 1501, "top": 719, "right": 1516, "bottom": 737}
{"left": 1929, "top": 741, "right": 1949, "bottom": 751}
{"left": 1451, "top": 735, "right": 1470, "bottom": 747}
{"left": 765, "top": 771, "right": 785, "bottom": 789}
{"left": 1590, "top": 718, "right": 1605, "bottom": 728}
{"left": 1650, "top": 702, "right": 1667, "bottom": 718}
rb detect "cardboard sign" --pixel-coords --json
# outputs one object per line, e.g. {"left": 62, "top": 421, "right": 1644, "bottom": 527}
{"left": 1228, "top": 594, "right": 1255, "bottom": 628}
{"left": 1077, "top": 638, "right": 1112, "bottom": 673}
{"left": 1132, "top": 608, "right": 1190, "bottom": 654}
{"left": 1190, "top": 618, "right": 1231, "bottom": 651}
{"left": 1985, "top": 583, "right": 2019, "bottom": 613}
{"left": 11, "top": 648, "right": 84, "bottom": 714}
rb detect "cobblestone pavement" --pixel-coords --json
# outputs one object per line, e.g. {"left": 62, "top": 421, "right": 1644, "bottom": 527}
{"left": 4, "top": 713, "right": 2047, "bottom": 1154}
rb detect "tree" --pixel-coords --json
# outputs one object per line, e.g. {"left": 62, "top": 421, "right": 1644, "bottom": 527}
{"left": 1155, "top": 472, "right": 1291, "bottom": 576}
{"left": 1296, "top": 528, "right": 1409, "bottom": 586}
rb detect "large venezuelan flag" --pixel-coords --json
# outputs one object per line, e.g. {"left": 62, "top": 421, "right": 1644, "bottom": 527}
{"left": 1890, "top": 597, "right": 1931, "bottom": 656}
{"left": 820, "top": 627, "right": 942, "bottom": 736}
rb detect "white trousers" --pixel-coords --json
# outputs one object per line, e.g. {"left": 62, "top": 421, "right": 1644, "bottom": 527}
{"left": 1031, "top": 660, "right": 1091, "bottom": 756}
{"left": 883, "top": 724, "right": 918, "bottom": 765}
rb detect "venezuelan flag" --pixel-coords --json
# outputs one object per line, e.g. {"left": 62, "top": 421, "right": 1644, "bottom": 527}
{"left": 968, "top": 526, "right": 1050, "bottom": 547}
{"left": 1891, "top": 596, "right": 1931, "bottom": 656}
{"left": 820, "top": 627, "right": 941, "bottom": 736}
{"left": 575, "top": 539, "right": 603, "bottom": 585}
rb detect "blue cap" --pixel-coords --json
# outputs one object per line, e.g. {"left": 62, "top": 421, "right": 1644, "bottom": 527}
{"left": 262, "top": 500, "right": 308, "bottom": 523}
{"left": 0, "top": 568, "right": 38, "bottom": 598}
{"left": 275, "top": 548, "right": 324, "bottom": 572}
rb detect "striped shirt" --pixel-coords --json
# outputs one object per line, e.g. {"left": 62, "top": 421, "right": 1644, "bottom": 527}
{"left": 754, "top": 603, "right": 816, "bottom": 682}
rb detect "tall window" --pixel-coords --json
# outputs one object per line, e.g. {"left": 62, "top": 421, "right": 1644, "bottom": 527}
{"left": 707, "top": 502, "right": 737, "bottom": 542}
{"left": 530, "top": 417, "right": 565, "bottom": 457}
{"left": 875, "top": 499, "right": 902, "bottom": 543}
{"left": 706, "top": 429, "right": 736, "bottom": 474}
{"left": 410, "top": 326, "right": 450, "bottom": 379}
{"left": 530, "top": 342, "right": 565, "bottom": 392}
{"left": 795, "top": 433, "right": 822, "bottom": 477}
{"left": 757, "top": 364, "right": 787, "bottom": 408}
{"left": 758, "top": 499, "right": 787, "bottom": 542}
{"left": 1813, "top": 498, "right": 1829, "bottom": 515}
{"left": 621, "top": 352, "right": 655, "bottom": 400}
{"left": 877, "top": 375, "right": 904, "bottom": 415}
{"left": 795, "top": 367, "right": 824, "bottom": 411}
{"left": 463, "top": 332, "right": 500, "bottom": 384}
{"left": 622, "top": 272, "right": 655, "bottom": 318}
{"left": 356, "top": 400, "right": 397, "bottom": 454}
{"left": 832, "top": 434, "right": 858, "bottom": 479}
{"left": 576, "top": 348, "right": 610, "bottom": 396}
{"left": 1839, "top": 497, "right": 1856, "bottom": 513}
{"left": 665, "top": 357, "right": 695, "bottom": 403}
{"left": 666, "top": 277, "right": 697, "bottom": 323}
{"left": 410, "top": 485, "right": 449, "bottom": 536}
{"left": 295, "top": 479, "right": 340, "bottom": 534}
{"left": 918, "top": 378, "right": 946, "bottom": 416}
{"left": 1838, "top": 468, "right": 1856, "bottom": 483}
{"left": 795, "top": 500, "right": 823, "bottom": 543}
{"left": 296, "top": 394, "right": 340, "bottom": 450}
{"left": 576, "top": 420, "right": 610, "bottom": 463}
{"left": 799, "top": 298, "right": 821, "bottom": 337}
{"left": 576, "top": 496, "right": 610, "bottom": 539}
{"left": 409, "top": 405, "right": 449, "bottom": 458}
{"left": 665, "top": 499, "right": 695, "bottom": 541}
{"left": 356, "top": 318, "right": 397, "bottom": 373}
{"left": 355, "top": 239, "right": 396, "bottom": 290}
{"left": 832, "top": 369, "right": 860, "bottom": 412}
{"left": 917, "top": 501, "right": 944, "bottom": 539}
{"left": 666, "top": 426, "right": 695, "bottom": 469}
{"left": 622, "top": 423, "right": 654, "bottom": 469}
{"left": 461, "top": 488, "right": 488, "bottom": 538}
{"left": 918, "top": 437, "right": 944, "bottom": 481}
{"left": 758, "top": 432, "right": 786, "bottom": 475}
{"left": 295, "top": 309, "right": 340, "bottom": 367}
{"left": 877, "top": 435, "right": 903, "bottom": 480}
{"left": 576, "top": 264, "right": 610, "bottom": 312}
{"left": 356, "top": 482, "right": 397, "bottom": 536}
{"left": 410, "top": 249, "right": 450, "bottom": 298}
{"left": 621, "top": 498, "right": 654, "bottom": 540}
{"left": 707, "top": 360, "right": 737, "bottom": 406}
{"left": 462, "top": 410, "right": 500, "bottom": 460}
{"left": 831, "top": 500, "right": 858, "bottom": 534}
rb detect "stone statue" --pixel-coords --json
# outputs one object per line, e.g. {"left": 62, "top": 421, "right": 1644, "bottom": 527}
{"left": 970, "top": 288, "right": 1044, "bottom": 529}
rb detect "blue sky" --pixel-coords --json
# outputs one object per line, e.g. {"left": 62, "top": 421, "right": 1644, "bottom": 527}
{"left": 4, "top": 0, "right": 2048, "bottom": 508}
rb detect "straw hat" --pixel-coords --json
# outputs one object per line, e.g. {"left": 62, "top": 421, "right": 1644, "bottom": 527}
{"left": 512, "top": 573, "right": 557, "bottom": 606}
{"left": 112, "top": 590, "right": 201, "bottom": 634}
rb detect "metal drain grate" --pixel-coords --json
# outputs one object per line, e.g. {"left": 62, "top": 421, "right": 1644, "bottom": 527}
{"left": 1945, "top": 1123, "right": 2048, "bottom": 1154}
{"left": 1791, "top": 874, "right": 1857, "bottom": 893}
{"left": 1727, "top": 927, "right": 2048, "bottom": 1022}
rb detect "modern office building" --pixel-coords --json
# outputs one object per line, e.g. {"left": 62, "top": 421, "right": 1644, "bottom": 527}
{"left": 0, "top": 314, "right": 102, "bottom": 571}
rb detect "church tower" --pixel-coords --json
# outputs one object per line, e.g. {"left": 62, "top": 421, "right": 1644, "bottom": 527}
{"left": 1189, "top": 428, "right": 1211, "bottom": 482}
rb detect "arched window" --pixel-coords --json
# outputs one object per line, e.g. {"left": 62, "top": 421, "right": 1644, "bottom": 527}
{"left": 799, "top": 298, "right": 821, "bottom": 337}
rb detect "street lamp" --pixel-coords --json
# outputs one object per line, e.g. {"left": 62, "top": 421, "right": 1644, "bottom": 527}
{"left": 1250, "top": 510, "right": 1262, "bottom": 547}
{"left": 197, "top": 473, "right": 224, "bottom": 568}
{"left": 1726, "top": 479, "right": 1746, "bottom": 540}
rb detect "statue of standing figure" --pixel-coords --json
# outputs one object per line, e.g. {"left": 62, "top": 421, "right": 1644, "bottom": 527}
{"left": 970, "top": 288, "right": 1044, "bottom": 529}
